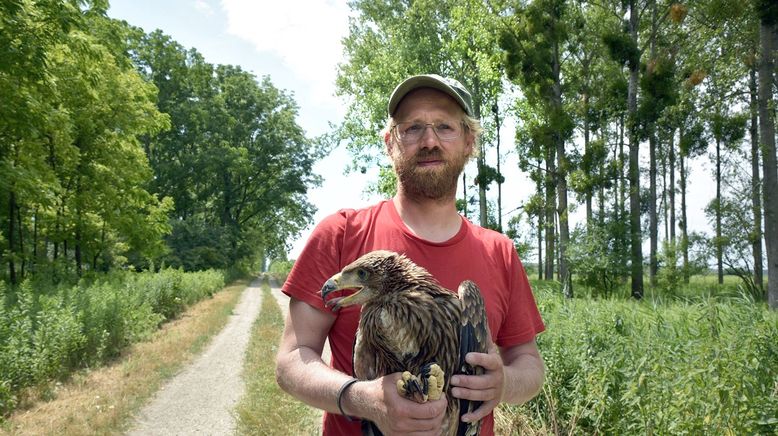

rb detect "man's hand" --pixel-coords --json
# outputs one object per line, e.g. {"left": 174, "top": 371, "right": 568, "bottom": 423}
{"left": 449, "top": 344, "right": 504, "bottom": 423}
{"left": 346, "top": 372, "right": 447, "bottom": 435}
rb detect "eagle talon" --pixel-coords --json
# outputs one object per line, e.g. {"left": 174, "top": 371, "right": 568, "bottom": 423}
{"left": 424, "top": 363, "right": 445, "bottom": 401}
{"left": 396, "top": 363, "right": 445, "bottom": 403}
{"left": 397, "top": 371, "right": 427, "bottom": 403}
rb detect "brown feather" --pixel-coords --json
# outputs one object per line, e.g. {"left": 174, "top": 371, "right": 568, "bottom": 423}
{"left": 321, "top": 250, "right": 489, "bottom": 436}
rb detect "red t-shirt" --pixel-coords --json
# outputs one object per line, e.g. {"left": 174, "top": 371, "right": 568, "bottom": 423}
{"left": 283, "top": 200, "right": 545, "bottom": 435}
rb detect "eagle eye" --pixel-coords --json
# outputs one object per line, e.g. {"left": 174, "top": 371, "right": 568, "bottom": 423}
{"left": 357, "top": 268, "right": 368, "bottom": 280}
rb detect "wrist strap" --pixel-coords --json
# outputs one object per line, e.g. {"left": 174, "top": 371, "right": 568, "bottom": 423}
{"left": 336, "top": 377, "right": 359, "bottom": 422}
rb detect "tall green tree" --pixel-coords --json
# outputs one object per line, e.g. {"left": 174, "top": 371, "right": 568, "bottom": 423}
{"left": 1, "top": 3, "right": 173, "bottom": 281}
{"left": 600, "top": 0, "right": 645, "bottom": 298}
{"left": 129, "top": 31, "right": 319, "bottom": 269}
{"left": 1, "top": 0, "right": 83, "bottom": 283}
{"left": 748, "top": 60, "right": 764, "bottom": 293}
{"left": 337, "top": 0, "right": 505, "bottom": 227}
{"left": 709, "top": 112, "right": 747, "bottom": 284}
{"left": 500, "top": 0, "right": 576, "bottom": 297}
{"left": 754, "top": 0, "right": 778, "bottom": 309}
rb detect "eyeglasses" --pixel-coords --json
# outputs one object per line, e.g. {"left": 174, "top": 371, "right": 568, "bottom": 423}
{"left": 392, "top": 121, "right": 466, "bottom": 145}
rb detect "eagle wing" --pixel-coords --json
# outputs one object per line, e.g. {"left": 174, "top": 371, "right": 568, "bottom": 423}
{"left": 456, "top": 280, "right": 490, "bottom": 436}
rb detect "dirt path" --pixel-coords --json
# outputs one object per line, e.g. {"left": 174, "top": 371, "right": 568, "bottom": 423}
{"left": 126, "top": 279, "right": 263, "bottom": 436}
{"left": 125, "top": 281, "right": 332, "bottom": 435}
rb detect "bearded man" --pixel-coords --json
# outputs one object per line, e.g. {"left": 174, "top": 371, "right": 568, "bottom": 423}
{"left": 275, "top": 74, "right": 545, "bottom": 436}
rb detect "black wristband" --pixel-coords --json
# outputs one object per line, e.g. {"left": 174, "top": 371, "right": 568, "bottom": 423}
{"left": 336, "top": 377, "right": 359, "bottom": 422}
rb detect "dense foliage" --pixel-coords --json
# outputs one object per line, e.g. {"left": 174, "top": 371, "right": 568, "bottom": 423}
{"left": 128, "top": 32, "right": 321, "bottom": 268}
{"left": 503, "top": 283, "right": 778, "bottom": 433}
{"left": 0, "top": 268, "right": 224, "bottom": 416}
{"left": 0, "top": 1, "right": 320, "bottom": 283}
{"left": 337, "top": 0, "right": 778, "bottom": 308}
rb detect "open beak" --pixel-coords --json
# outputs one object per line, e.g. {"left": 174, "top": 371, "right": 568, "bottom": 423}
{"left": 319, "top": 272, "right": 369, "bottom": 311}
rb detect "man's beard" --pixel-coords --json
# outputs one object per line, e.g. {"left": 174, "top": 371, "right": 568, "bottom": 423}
{"left": 391, "top": 147, "right": 469, "bottom": 201}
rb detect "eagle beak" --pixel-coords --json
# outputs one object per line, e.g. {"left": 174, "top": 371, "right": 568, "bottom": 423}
{"left": 319, "top": 273, "right": 343, "bottom": 304}
{"left": 319, "top": 272, "right": 368, "bottom": 311}
{"left": 320, "top": 278, "right": 339, "bottom": 301}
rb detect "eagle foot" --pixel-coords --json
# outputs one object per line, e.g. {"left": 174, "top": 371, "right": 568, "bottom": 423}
{"left": 396, "top": 363, "right": 445, "bottom": 403}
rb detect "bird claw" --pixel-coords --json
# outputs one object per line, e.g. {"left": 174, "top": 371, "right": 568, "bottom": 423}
{"left": 396, "top": 363, "right": 445, "bottom": 403}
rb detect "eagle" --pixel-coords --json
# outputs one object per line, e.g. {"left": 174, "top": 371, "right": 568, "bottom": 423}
{"left": 320, "top": 250, "right": 490, "bottom": 436}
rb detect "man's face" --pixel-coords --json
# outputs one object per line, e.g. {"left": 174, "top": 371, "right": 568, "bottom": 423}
{"left": 387, "top": 88, "right": 474, "bottom": 200}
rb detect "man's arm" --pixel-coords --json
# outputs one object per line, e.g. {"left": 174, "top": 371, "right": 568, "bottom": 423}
{"left": 449, "top": 340, "right": 544, "bottom": 423}
{"left": 275, "top": 296, "right": 346, "bottom": 412}
{"left": 275, "top": 297, "right": 447, "bottom": 434}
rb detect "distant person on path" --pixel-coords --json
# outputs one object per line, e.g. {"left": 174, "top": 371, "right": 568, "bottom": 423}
{"left": 275, "top": 74, "right": 545, "bottom": 435}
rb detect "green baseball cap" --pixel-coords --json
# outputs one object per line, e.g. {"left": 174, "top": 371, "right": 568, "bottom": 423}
{"left": 388, "top": 74, "right": 474, "bottom": 117}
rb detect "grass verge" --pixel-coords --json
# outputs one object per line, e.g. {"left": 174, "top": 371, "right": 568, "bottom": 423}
{"left": 235, "top": 282, "right": 320, "bottom": 435}
{"left": 0, "top": 279, "right": 248, "bottom": 436}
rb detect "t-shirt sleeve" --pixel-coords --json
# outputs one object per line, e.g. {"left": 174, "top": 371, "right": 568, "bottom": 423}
{"left": 495, "top": 246, "right": 546, "bottom": 347}
{"left": 282, "top": 210, "right": 349, "bottom": 311}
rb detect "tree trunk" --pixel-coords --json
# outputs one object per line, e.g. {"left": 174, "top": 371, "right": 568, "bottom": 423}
{"left": 648, "top": 0, "right": 658, "bottom": 289}
{"left": 649, "top": 130, "right": 658, "bottom": 287}
{"left": 628, "top": 0, "right": 644, "bottom": 299}
{"left": 462, "top": 170, "right": 468, "bottom": 219}
{"left": 670, "top": 129, "right": 676, "bottom": 243}
{"left": 598, "top": 143, "right": 606, "bottom": 226}
{"left": 75, "top": 176, "right": 83, "bottom": 276}
{"left": 619, "top": 114, "right": 627, "bottom": 271}
{"left": 17, "top": 202, "right": 24, "bottom": 279}
{"left": 32, "top": 207, "right": 38, "bottom": 272}
{"left": 75, "top": 209, "right": 82, "bottom": 277}
{"left": 536, "top": 161, "right": 544, "bottom": 281}
{"left": 749, "top": 66, "right": 764, "bottom": 293}
{"left": 478, "top": 156, "right": 488, "bottom": 226}
{"left": 662, "top": 142, "right": 668, "bottom": 242}
{"left": 716, "top": 132, "right": 724, "bottom": 284}
{"left": 584, "top": 89, "right": 592, "bottom": 227}
{"left": 557, "top": 141, "right": 572, "bottom": 298}
{"left": 680, "top": 145, "right": 690, "bottom": 284}
{"left": 545, "top": 151, "right": 556, "bottom": 281}
{"left": 552, "top": 35, "right": 572, "bottom": 298}
{"left": 758, "top": 19, "right": 778, "bottom": 310}
{"left": 494, "top": 103, "right": 503, "bottom": 232}
{"left": 7, "top": 191, "right": 17, "bottom": 285}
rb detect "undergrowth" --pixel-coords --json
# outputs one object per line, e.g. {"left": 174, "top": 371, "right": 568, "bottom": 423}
{"left": 0, "top": 268, "right": 224, "bottom": 418}
{"left": 507, "top": 282, "right": 778, "bottom": 434}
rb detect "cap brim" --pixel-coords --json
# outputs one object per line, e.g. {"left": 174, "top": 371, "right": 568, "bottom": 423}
{"left": 388, "top": 75, "right": 471, "bottom": 116}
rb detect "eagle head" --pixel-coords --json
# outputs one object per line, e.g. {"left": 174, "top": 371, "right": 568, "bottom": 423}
{"left": 320, "top": 250, "right": 429, "bottom": 311}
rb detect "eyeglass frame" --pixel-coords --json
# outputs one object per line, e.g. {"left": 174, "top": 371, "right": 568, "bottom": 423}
{"left": 390, "top": 120, "right": 470, "bottom": 145}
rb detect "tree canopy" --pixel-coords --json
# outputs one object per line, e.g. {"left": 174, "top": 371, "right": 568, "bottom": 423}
{"left": 0, "top": 2, "right": 320, "bottom": 281}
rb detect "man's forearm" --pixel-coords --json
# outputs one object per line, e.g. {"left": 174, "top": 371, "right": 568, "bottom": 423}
{"left": 275, "top": 344, "right": 355, "bottom": 414}
{"left": 500, "top": 345, "right": 545, "bottom": 405}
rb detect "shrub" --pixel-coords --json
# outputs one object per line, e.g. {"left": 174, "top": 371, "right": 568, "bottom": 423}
{"left": 267, "top": 259, "right": 295, "bottom": 284}
{"left": 0, "top": 268, "right": 224, "bottom": 417}
{"left": 566, "top": 224, "right": 629, "bottom": 297}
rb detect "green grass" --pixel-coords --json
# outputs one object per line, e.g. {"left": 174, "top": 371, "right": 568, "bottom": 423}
{"left": 235, "top": 281, "right": 320, "bottom": 435}
{"left": 502, "top": 281, "right": 778, "bottom": 434}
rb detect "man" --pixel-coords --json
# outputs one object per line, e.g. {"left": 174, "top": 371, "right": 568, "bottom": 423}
{"left": 276, "top": 74, "right": 545, "bottom": 435}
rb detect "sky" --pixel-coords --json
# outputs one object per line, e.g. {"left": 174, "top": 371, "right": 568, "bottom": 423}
{"left": 107, "top": 0, "right": 716, "bottom": 261}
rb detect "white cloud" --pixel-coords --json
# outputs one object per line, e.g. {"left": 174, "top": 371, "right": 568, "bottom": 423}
{"left": 194, "top": 0, "right": 214, "bottom": 16}
{"left": 219, "top": 0, "right": 351, "bottom": 104}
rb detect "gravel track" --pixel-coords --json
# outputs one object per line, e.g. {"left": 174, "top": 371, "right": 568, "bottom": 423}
{"left": 126, "top": 279, "right": 263, "bottom": 436}
{"left": 125, "top": 280, "right": 331, "bottom": 435}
